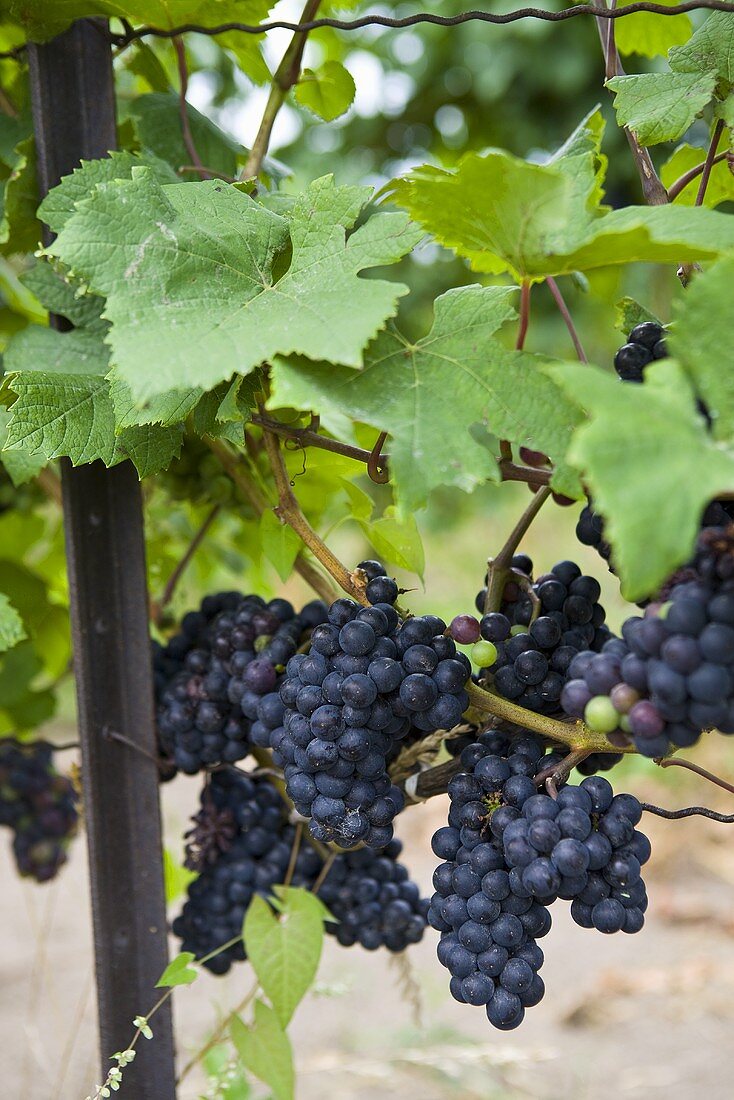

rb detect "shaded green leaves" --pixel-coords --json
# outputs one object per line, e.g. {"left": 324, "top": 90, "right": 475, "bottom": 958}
{"left": 163, "top": 848, "right": 197, "bottom": 905}
{"left": 260, "top": 509, "right": 301, "bottom": 580}
{"left": 295, "top": 61, "right": 356, "bottom": 121}
{"left": 129, "top": 93, "right": 241, "bottom": 180}
{"left": 0, "top": 592, "right": 26, "bottom": 654}
{"left": 243, "top": 887, "right": 325, "bottom": 1027}
{"left": 615, "top": 0, "right": 692, "bottom": 59}
{"left": 231, "top": 1001, "right": 293, "bottom": 1100}
{"left": 661, "top": 144, "right": 734, "bottom": 207}
{"left": 46, "top": 171, "right": 419, "bottom": 403}
{"left": 272, "top": 286, "right": 582, "bottom": 512}
{"left": 553, "top": 361, "right": 734, "bottom": 600}
{"left": 606, "top": 72, "right": 716, "bottom": 146}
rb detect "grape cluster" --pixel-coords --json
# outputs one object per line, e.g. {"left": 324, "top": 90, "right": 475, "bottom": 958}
{"left": 429, "top": 731, "right": 649, "bottom": 1029}
{"left": 155, "top": 595, "right": 327, "bottom": 775}
{"left": 173, "top": 769, "right": 323, "bottom": 973}
{"left": 613, "top": 321, "right": 667, "bottom": 383}
{"left": 0, "top": 739, "right": 79, "bottom": 883}
{"left": 477, "top": 560, "right": 610, "bottom": 714}
{"left": 428, "top": 730, "right": 550, "bottom": 1029}
{"left": 158, "top": 436, "right": 257, "bottom": 512}
{"left": 173, "top": 768, "right": 429, "bottom": 972}
{"left": 273, "top": 588, "right": 470, "bottom": 848}
{"left": 318, "top": 839, "right": 430, "bottom": 952}
{"left": 562, "top": 525, "right": 734, "bottom": 756}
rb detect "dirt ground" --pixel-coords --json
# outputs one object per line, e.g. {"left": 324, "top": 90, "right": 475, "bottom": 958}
{"left": 4, "top": 753, "right": 734, "bottom": 1100}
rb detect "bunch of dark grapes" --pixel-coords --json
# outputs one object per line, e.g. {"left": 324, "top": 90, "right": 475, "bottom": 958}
{"left": 158, "top": 435, "right": 258, "bottom": 512}
{"left": 562, "top": 525, "right": 734, "bottom": 756}
{"left": 173, "top": 768, "right": 429, "bottom": 972}
{"left": 273, "top": 583, "right": 470, "bottom": 848}
{"left": 428, "top": 729, "right": 550, "bottom": 1029}
{"left": 476, "top": 560, "right": 610, "bottom": 715}
{"left": 318, "top": 839, "right": 430, "bottom": 952}
{"left": 429, "top": 730, "right": 649, "bottom": 1029}
{"left": 153, "top": 590, "right": 241, "bottom": 691}
{"left": 0, "top": 739, "right": 79, "bottom": 883}
{"left": 156, "top": 595, "right": 328, "bottom": 775}
{"left": 173, "top": 769, "right": 323, "bottom": 973}
{"left": 613, "top": 321, "right": 667, "bottom": 383}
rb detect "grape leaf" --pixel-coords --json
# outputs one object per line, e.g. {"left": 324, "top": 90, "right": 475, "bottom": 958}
{"left": 389, "top": 118, "right": 734, "bottom": 280}
{"left": 615, "top": 0, "right": 692, "bottom": 59}
{"left": 6, "top": 0, "right": 272, "bottom": 40}
{"left": 243, "top": 889, "right": 324, "bottom": 1027}
{"left": 552, "top": 360, "right": 734, "bottom": 600}
{"left": 295, "top": 61, "right": 356, "bottom": 121}
{"left": 359, "top": 506, "right": 425, "bottom": 576}
{"left": 0, "top": 134, "right": 41, "bottom": 255}
{"left": 606, "top": 71, "right": 717, "bottom": 146}
{"left": 661, "top": 143, "right": 734, "bottom": 207}
{"left": 38, "top": 150, "right": 178, "bottom": 233}
{"left": 271, "top": 285, "right": 583, "bottom": 512}
{"left": 669, "top": 11, "right": 734, "bottom": 86}
{"left": 45, "top": 170, "right": 421, "bottom": 402}
{"left": 0, "top": 408, "right": 46, "bottom": 484}
{"left": 155, "top": 951, "right": 198, "bottom": 988}
{"left": 669, "top": 256, "right": 734, "bottom": 441}
{"left": 0, "top": 592, "right": 26, "bottom": 654}
{"left": 231, "top": 1001, "right": 293, "bottom": 1100}
{"left": 163, "top": 848, "right": 197, "bottom": 904}
{"left": 259, "top": 509, "right": 301, "bottom": 580}
{"left": 129, "top": 93, "right": 240, "bottom": 179}
{"left": 3, "top": 323, "right": 184, "bottom": 476}
{"left": 615, "top": 297, "right": 661, "bottom": 335}
{"left": 22, "top": 261, "right": 105, "bottom": 329}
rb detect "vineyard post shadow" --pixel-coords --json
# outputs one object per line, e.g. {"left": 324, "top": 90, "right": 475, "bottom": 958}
{"left": 27, "top": 19, "right": 177, "bottom": 1099}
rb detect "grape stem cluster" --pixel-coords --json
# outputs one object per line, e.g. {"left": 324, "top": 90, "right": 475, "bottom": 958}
{"left": 484, "top": 486, "right": 553, "bottom": 615}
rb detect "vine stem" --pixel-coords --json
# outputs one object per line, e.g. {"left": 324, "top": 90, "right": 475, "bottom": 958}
{"left": 37, "top": 466, "right": 63, "bottom": 505}
{"left": 176, "top": 980, "right": 259, "bottom": 1085}
{"left": 261, "top": 428, "right": 369, "bottom": 603}
{"left": 667, "top": 149, "right": 731, "bottom": 201}
{"left": 173, "top": 37, "right": 210, "bottom": 178}
{"left": 546, "top": 277, "right": 588, "bottom": 362}
{"left": 595, "top": 0, "right": 668, "bottom": 205}
{"left": 242, "top": 0, "right": 322, "bottom": 178}
{"left": 516, "top": 280, "right": 532, "bottom": 351}
{"left": 203, "top": 435, "right": 339, "bottom": 604}
{"left": 484, "top": 484, "right": 552, "bottom": 614}
{"left": 695, "top": 118, "right": 725, "bottom": 206}
{"left": 465, "top": 679, "right": 639, "bottom": 755}
{"left": 151, "top": 504, "right": 220, "bottom": 626}
{"left": 534, "top": 747, "right": 592, "bottom": 788}
{"left": 656, "top": 755, "right": 734, "bottom": 796}
{"left": 641, "top": 802, "right": 734, "bottom": 822}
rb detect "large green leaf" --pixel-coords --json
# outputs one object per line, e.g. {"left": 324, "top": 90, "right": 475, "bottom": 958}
{"left": 0, "top": 591, "right": 26, "bottom": 654}
{"left": 38, "top": 150, "right": 178, "bottom": 233}
{"left": 552, "top": 360, "right": 734, "bottom": 600}
{"left": 243, "top": 888, "right": 324, "bottom": 1027}
{"left": 3, "top": 324, "right": 184, "bottom": 476}
{"left": 22, "top": 261, "right": 106, "bottom": 329}
{"left": 390, "top": 115, "right": 734, "bottom": 281}
{"left": 669, "top": 257, "right": 734, "bottom": 441}
{"left": 231, "top": 1001, "right": 293, "bottom": 1100}
{"left": 45, "top": 170, "right": 420, "bottom": 402}
{"left": 271, "top": 285, "right": 583, "bottom": 512}
{"left": 606, "top": 71, "right": 717, "bottom": 146}
{"left": 0, "top": 133, "right": 41, "bottom": 255}
{"left": 615, "top": 0, "right": 692, "bottom": 59}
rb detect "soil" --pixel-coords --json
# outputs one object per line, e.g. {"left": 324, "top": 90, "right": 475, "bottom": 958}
{"left": 3, "top": 759, "right": 734, "bottom": 1100}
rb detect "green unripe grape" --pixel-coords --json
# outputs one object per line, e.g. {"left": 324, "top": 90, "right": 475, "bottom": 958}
{"left": 584, "top": 695, "right": 620, "bottom": 734}
{"left": 619, "top": 714, "right": 632, "bottom": 734}
{"left": 510, "top": 624, "right": 527, "bottom": 636}
{"left": 471, "top": 640, "right": 498, "bottom": 667}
